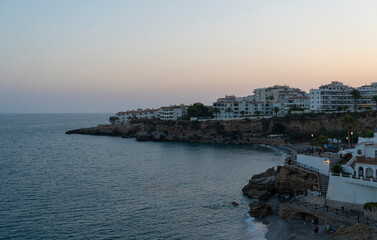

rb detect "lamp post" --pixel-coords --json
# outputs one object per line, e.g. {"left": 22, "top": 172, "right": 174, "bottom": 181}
{"left": 346, "top": 136, "right": 349, "bottom": 149}
{"left": 350, "top": 131, "right": 354, "bottom": 148}
{"left": 311, "top": 133, "right": 314, "bottom": 153}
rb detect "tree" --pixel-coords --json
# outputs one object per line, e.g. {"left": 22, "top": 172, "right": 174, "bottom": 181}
{"left": 240, "top": 110, "right": 245, "bottom": 117}
{"left": 273, "top": 107, "right": 280, "bottom": 116}
{"left": 213, "top": 107, "right": 220, "bottom": 119}
{"left": 271, "top": 122, "right": 286, "bottom": 134}
{"left": 336, "top": 106, "right": 343, "bottom": 112}
{"left": 225, "top": 107, "right": 233, "bottom": 118}
{"left": 342, "top": 114, "right": 355, "bottom": 148}
{"left": 187, "top": 103, "right": 212, "bottom": 118}
{"left": 109, "top": 116, "right": 119, "bottom": 124}
{"left": 372, "top": 95, "right": 377, "bottom": 110}
{"left": 350, "top": 89, "right": 361, "bottom": 111}
{"left": 255, "top": 110, "right": 261, "bottom": 116}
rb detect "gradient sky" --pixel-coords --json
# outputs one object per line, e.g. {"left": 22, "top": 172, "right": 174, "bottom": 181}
{"left": 1, "top": 0, "right": 377, "bottom": 113}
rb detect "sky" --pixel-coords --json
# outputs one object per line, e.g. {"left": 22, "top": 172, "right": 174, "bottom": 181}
{"left": 1, "top": 0, "right": 377, "bottom": 113}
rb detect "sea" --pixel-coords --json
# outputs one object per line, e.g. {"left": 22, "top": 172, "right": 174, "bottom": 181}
{"left": 0, "top": 114, "right": 285, "bottom": 240}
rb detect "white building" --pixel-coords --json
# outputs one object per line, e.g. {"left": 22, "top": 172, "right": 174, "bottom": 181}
{"left": 310, "top": 81, "right": 354, "bottom": 111}
{"left": 158, "top": 104, "right": 188, "bottom": 120}
{"left": 114, "top": 108, "right": 160, "bottom": 124}
{"left": 357, "top": 82, "right": 377, "bottom": 110}
{"left": 326, "top": 131, "right": 377, "bottom": 205}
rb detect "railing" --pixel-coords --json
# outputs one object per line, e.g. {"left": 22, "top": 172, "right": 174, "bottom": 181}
{"left": 295, "top": 162, "right": 320, "bottom": 174}
{"left": 288, "top": 199, "right": 377, "bottom": 229}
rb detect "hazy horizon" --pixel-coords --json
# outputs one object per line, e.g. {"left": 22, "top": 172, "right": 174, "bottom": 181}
{"left": 1, "top": 0, "right": 377, "bottom": 113}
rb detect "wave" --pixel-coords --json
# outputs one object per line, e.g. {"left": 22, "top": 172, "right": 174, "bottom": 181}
{"left": 244, "top": 213, "right": 268, "bottom": 240}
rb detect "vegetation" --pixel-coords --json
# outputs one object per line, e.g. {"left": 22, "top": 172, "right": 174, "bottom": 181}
{"left": 187, "top": 103, "right": 213, "bottom": 118}
{"left": 271, "top": 122, "right": 286, "bottom": 134}
{"left": 349, "top": 89, "right": 361, "bottom": 111}
{"left": 373, "top": 95, "right": 377, "bottom": 109}
{"left": 364, "top": 202, "right": 377, "bottom": 211}
{"left": 225, "top": 107, "right": 233, "bottom": 118}
{"left": 316, "top": 135, "right": 329, "bottom": 146}
{"left": 288, "top": 104, "right": 304, "bottom": 114}
{"left": 361, "top": 131, "right": 374, "bottom": 138}
{"left": 213, "top": 107, "right": 220, "bottom": 119}
{"left": 109, "top": 116, "right": 119, "bottom": 122}
{"left": 273, "top": 107, "right": 280, "bottom": 116}
{"left": 331, "top": 163, "right": 342, "bottom": 174}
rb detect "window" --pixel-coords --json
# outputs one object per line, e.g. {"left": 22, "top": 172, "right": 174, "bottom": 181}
{"left": 357, "top": 149, "right": 362, "bottom": 155}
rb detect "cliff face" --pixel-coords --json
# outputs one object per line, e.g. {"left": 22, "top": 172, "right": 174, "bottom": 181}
{"left": 66, "top": 111, "right": 377, "bottom": 144}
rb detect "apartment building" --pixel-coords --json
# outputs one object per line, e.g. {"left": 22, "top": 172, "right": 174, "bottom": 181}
{"left": 158, "top": 104, "right": 188, "bottom": 120}
{"left": 358, "top": 82, "right": 377, "bottom": 110}
{"left": 310, "top": 81, "right": 354, "bottom": 111}
{"left": 115, "top": 108, "right": 159, "bottom": 124}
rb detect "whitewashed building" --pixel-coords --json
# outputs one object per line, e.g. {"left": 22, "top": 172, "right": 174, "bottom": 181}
{"left": 310, "top": 81, "right": 354, "bottom": 111}
{"left": 158, "top": 104, "right": 188, "bottom": 120}
{"left": 357, "top": 82, "right": 377, "bottom": 110}
{"left": 114, "top": 108, "right": 160, "bottom": 124}
{"left": 326, "top": 131, "right": 377, "bottom": 205}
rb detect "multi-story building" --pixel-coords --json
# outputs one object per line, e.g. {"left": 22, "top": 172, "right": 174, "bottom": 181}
{"left": 158, "top": 104, "right": 188, "bottom": 120}
{"left": 357, "top": 82, "right": 377, "bottom": 110}
{"left": 114, "top": 108, "right": 160, "bottom": 124}
{"left": 310, "top": 81, "right": 354, "bottom": 111}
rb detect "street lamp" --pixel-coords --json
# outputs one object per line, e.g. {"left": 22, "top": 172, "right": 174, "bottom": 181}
{"left": 350, "top": 131, "right": 354, "bottom": 148}
{"left": 311, "top": 133, "right": 314, "bottom": 153}
{"left": 346, "top": 136, "right": 349, "bottom": 149}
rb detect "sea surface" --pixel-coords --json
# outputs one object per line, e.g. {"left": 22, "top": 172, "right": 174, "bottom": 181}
{"left": 0, "top": 114, "right": 283, "bottom": 240}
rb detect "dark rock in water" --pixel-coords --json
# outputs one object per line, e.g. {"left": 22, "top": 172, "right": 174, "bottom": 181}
{"left": 232, "top": 201, "right": 239, "bottom": 206}
{"left": 151, "top": 131, "right": 166, "bottom": 141}
{"left": 333, "top": 224, "right": 376, "bottom": 240}
{"left": 135, "top": 132, "right": 152, "bottom": 141}
{"left": 242, "top": 167, "right": 276, "bottom": 200}
{"left": 248, "top": 201, "right": 272, "bottom": 218}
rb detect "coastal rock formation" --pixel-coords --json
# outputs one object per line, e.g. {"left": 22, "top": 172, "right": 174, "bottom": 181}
{"left": 242, "top": 167, "right": 276, "bottom": 200}
{"left": 151, "top": 131, "right": 166, "bottom": 141}
{"left": 278, "top": 203, "right": 319, "bottom": 221}
{"left": 135, "top": 131, "right": 152, "bottom": 141}
{"left": 275, "top": 165, "right": 319, "bottom": 194}
{"left": 333, "top": 224, "right": 376, "bottom": 240}
{"left": 248, "top": 201, "right": 272, "bottom": 218}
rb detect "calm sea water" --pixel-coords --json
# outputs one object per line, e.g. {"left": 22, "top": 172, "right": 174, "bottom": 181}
{"left": 0, "top": 114, "right": 282, "bottom": 240}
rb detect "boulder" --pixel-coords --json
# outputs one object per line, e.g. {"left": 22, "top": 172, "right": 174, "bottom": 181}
{"left": 135, "top": 131, "right": 152, "bottom": 141}
{"left": 242, "top": 167, "right": 276, "bottom": 200}
{"left": 333, "top": 224, "right": 376, "bottom": 240}
{"left": 151, "top": 131, "right": 166, "bottom": 141}
{"left": 249, "top": 201, "right": 272, "bottom": 218}
{"left": 275, "top": 165, "right": 319, "bottom": 194}
{"left": 232, "top": 201, "right": 239, "bottom": 206}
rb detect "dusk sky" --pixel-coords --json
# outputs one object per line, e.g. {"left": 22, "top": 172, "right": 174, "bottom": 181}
{"left": 1, "top": 0, "right": 377, "bottom": 113}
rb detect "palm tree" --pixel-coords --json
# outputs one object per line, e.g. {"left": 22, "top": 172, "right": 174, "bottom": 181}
{"left": 240, "top": 110, "right": 245, "bottom": 118}
{"left": 213, "top": 108, "right": 220, "bottom": 119}
{"left": 225, "top": 107, "right": 233, "bottom": 118}
{"left": 350, "top": 89, "right": 361, "bottom": 111}
{"left": 273, "top": 107, "right": 279, "bottom": 116}
{"left": 342, "top": 114, "right": 355, "bottom": 148}
{"left": 255, "top": 110, "right": 261, "bottom": 116}
{"left": 372, "top": 95, "right": 377, "bottom": 110}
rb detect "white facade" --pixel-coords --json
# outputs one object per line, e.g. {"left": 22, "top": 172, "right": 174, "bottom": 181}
{"left": 327, "top": 173, "right": 377, "bottom": 205}
{"left": 114, "top": 108, "right": 159, "bottom": 124}
{"left": 158, "top": 105, "right": 188, "bottom": 120}
{"left": 309, "top": 81, "right": 354, "bottom": 111}
{"left": 357, "top": 82, "right": 377, "bottom": 110}
{"left": 297, "top": 154, "right": 330, "bottom": 175}
{"left": 327, "top": 130, "right": 377, "bottom": 205}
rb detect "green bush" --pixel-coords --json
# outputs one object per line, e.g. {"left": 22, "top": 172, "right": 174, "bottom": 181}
{"left": 364, "top": 202, "right": 377, "bottom": 211}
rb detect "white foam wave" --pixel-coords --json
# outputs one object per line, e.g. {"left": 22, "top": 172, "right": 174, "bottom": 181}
{"left": 244, "top": 213, "right": 268, "bottom": 240}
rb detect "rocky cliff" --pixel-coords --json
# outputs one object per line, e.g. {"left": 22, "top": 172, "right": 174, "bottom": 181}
{"left": 66, "top": 112, "right": 377, "bottom": 144}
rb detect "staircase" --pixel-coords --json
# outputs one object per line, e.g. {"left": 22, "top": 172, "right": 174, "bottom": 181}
{"left": 319, "top": 174, "right": 329, "bottom": 196}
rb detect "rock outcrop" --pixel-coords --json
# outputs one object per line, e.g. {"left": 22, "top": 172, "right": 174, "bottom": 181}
{"left": 249, "top": 201, "right": 272, "bottom": 218}
{"left": 333, "top": 224, "right": 376, "bottom": 240}
{"left": 242, "top": 167, "right": 276, "bottom": 200}
{"left": 135, "top": 132, "right": 152, "bottom": 141}
{"left": 275, "top": 165, "right": 319, "bottom": 194}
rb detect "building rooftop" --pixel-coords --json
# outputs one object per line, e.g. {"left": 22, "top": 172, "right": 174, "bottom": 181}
{"left": 356, "top": 156, "right": 377, "bottom": 165}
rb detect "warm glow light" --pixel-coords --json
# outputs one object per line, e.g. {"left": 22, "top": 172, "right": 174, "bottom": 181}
{"left": 325, "top": 160, "right": 330, "bottom": 163}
